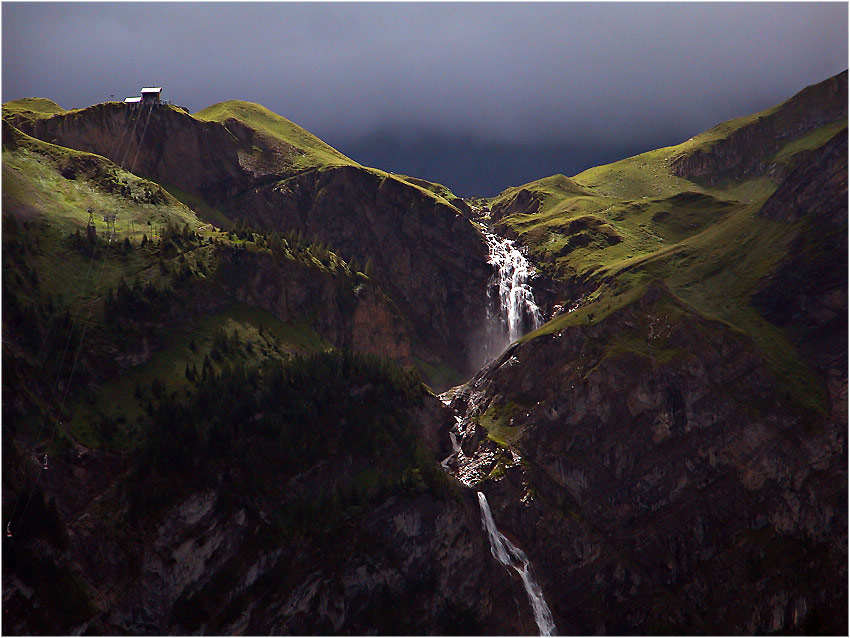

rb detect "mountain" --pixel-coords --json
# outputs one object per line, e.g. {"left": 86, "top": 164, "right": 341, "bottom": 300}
{"left": 2, "top": 71, "right": 846, "bottom": 634}
{"left": 451, "top": 70, "right": 847, "bottom": 633}
{"left": 486, "top": 72, "right": 847, "bottom": 394}
{"left": 6, "top": 98, "right": 492, "bottom": 382}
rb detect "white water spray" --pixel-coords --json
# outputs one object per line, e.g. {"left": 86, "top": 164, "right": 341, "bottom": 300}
{"left": 484, "top": 232, "right": 543, "bottom": 360}
{"left": 478, "top": 491, "right": 557, "bottom": 636}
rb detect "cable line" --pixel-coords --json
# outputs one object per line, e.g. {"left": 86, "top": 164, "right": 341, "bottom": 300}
{"left": 6, "top": 234, "right": 116, "bottom": 544}
{"left": 6, "top": 104, "right": 149, "bottom": 542}
{"left": 119, "top": 106, "right": 145, "bottom": 169}
{"left": 130, "top": 104, "right": 155, "bottom": 174}
{"left": 104, "top": 106, "right": 138, "bottom": 165}
{"left": 9, "top": 100, "right": 158, "bottom": 543}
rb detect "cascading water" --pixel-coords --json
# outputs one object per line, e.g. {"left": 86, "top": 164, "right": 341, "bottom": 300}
{"left": 440, "top": 217, "right": 556, "bottom": 635}
{"left": 478, "top": 492, "right": 557, "bottom": 636}
{"left": 484, "top": 232, "right": 543, "bottom": 362}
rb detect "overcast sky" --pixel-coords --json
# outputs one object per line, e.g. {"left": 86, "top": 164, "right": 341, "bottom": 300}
{"left": 3, "top": 2, "right": 847, "bottom": 195}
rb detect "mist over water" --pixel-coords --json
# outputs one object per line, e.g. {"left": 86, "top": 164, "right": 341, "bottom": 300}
{"left": 481, "top": 232, "right": 543, "bottom": 363}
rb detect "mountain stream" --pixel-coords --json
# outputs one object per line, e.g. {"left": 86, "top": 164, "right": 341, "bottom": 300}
{"left": 478, "top": 492, "right": 557, "bottom": 636}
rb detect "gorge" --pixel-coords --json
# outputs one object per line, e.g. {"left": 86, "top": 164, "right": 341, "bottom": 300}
{"left": 2, "top": 70, "right": 847, "bottom": 635}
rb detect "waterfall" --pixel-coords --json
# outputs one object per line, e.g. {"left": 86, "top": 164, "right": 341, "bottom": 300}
{"left": 478, "top": 492, "right": 557, "bottom": 636}
{"left": 445, "top": 221, "right": 554, "bottom": 634}
{"left": 484, "top": 232, "right": 543, "bottom": 360}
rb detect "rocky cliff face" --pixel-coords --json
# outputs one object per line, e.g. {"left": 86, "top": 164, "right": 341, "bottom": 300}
{"left": 751, "top": 126, "right": 847, "bottom": 404}
{"left": 489, "top": 174, "right": 590, "bottom": 225}
{"left": 447, "top": 282, "right": 846, "bottom": 634}
{"left": 3, "top": 72, "right": 846, "bottom": 636}
{"left": 2, "top": 386, "right": 528, "bottom": 636}
{"left": 211, "top": 244, "right": 415, "bottom": 363}
{"left": 232, "top": 165, "right": 492, "bottom": 371}
{"left": 9, "top": 103, "right": 251, "bottom": 202}
{"left": 757, "top": 125, "right": 847, "bottom": 225}
{"left": 670, "top": 71, "right": 848, "bottom": 184}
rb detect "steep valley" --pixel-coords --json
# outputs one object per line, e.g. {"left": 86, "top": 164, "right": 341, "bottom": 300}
{"left": 2, "top": 72, "right": 847, "bottom": 634}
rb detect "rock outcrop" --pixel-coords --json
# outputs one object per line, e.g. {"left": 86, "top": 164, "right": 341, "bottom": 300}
{"left": 231, "top": 165, "right": 492, "bottom": 372}
{"left": 752, "top": 126, "right": 848, "bottom": 388}
{"left": 212, "top": 243, "right": 415, "bottom": 363}
{"left": 670, "top": 70, "right": 847, "bottom": 184}
{"left": 8, "top": 103, "right": 251, "bottom": 202}
{"left": 2, "top": 377, "right": 528, "bottom": 635}
{"left": 66, "top": 482, "right": 519, "bottom": 635}
{"left": 489, "top": 174, "right": 590, "bottom": 224}
{"left": 3, "top": 71, "right": 846, "bottom": 636}
{"left": 757, "top": 125, "right": 847, "bottom": 225}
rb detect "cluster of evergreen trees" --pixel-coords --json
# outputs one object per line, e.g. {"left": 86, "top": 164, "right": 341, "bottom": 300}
{"left": 104, "top": 276, "right": 174, "bottom": 319}
{"left": 222, "top": 219, "right": 374, "bottom": 278}
{"left": 3, "top": 223, "right": 82, "bottom": 402}
{"left": 127, "top": 350, "right": 445, "bottom": 531}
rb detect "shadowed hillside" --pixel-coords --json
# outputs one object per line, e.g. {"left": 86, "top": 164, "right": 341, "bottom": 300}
{"left": 2, "top": 71, "right": 846, "bottom": 634}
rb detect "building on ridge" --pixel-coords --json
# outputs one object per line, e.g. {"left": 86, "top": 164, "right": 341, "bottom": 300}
{"left": 124, "top": 96, "right": 142, "bottom": 110}
{"left": 140, "top": 87, "right": 162, "bottom": 105}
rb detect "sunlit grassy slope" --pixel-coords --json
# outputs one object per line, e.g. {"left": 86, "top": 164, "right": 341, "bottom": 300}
{"left": 492, "top": 116, "right": 845, "bottom": 325}
{"left": 194, "top": 100, "right": 357, "bottom": 170}
{"left": 2, "top": 113, "right": 368, "bottom": 450}
{"left": 194, "top": 101, "right": 470, "bottom": 215}
{"left": 395, "top": 174, "right": 455, "bottom": 198}
{"left": 3, "top": 97, "right": 66, "bottom": 118}
{"left": 489, "top": 87, "right": 846, "bottom": 419}
{"left": 67, "top": 302, "right": 329, "bottom": 450}
{"left": 2, "top": 121, "right": 204, "bottom": 238}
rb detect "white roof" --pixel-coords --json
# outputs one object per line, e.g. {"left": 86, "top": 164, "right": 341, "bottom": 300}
{"left": 140, "top": 87, "right": 162, "bottom": 93}
{"left": 124, "top": 96, "right": 142, "bottom": 103}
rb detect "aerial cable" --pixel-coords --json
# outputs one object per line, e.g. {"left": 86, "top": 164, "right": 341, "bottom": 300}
{"left": 129, "top": 103, "right": 155, "bottom": 174}
{"left": 0, "top": 219, "right": 102, "bottom": 461}
{"left": 107, "top": 105, "right": 141, "bottom": 166}
{"left": 6, "top": 103, "right": 147, "bottom": 542}
{"left": 53, "top": 237, "right": 116, "bottom": 424}
{"left": 104, "top": 105, "right": 139, "bottom": 166}
{"left": 5, "top": 232, "right": 116, "bottom": 544}
{"left": 7, "top": 234, "right": 115, "bottom": 542}
{"left": 10, "top": 100, "right": 158, "bottom": 542}
{"left": 33, "top": 209, "right": 109, "bottom": 425}
{"left": 3, "top": 244, "right": 100, "bottom": 537}
{"left": 44, "top": 216, "right": 109, "bottom": 373}
{"left": 119, "top": 105, "right": 145, "bottom": 169}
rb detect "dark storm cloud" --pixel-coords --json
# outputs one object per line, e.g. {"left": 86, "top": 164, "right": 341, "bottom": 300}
{"left": 3, "top": 2, "right": 847, "bottom": 194}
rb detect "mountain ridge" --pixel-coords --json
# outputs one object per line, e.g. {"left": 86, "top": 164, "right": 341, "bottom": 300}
{"left": 6, "top": 99, "right": 494, "bottom": 380}
{"left": 2, "top": 71, "right": 847, "bottom": 634}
